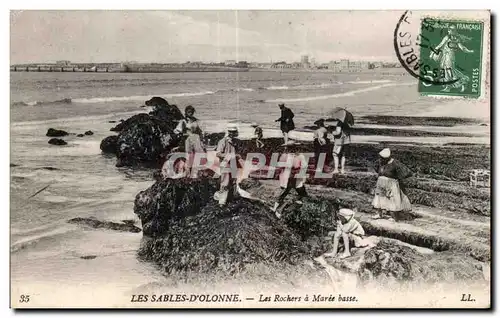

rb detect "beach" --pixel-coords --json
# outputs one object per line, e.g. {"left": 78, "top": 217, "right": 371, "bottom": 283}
{"left": 10, "top": 69, "right": 490, "bottom": 307}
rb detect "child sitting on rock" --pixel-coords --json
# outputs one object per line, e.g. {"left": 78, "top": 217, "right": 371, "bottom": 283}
{"left": 325, "top": 208, "right": 372, "bottom": 259}
{"left": 251, "top": 123, "right": 264, "bottom": 149}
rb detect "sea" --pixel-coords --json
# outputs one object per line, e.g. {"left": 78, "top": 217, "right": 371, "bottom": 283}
{"left": 9, "top": 70, "right": 490, "bottom": 306}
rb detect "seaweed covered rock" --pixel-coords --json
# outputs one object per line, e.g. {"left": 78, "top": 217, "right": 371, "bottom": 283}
{"left": 68, "top": 217, "right": 141, "bottom": 233}
{"left": 46, "top": 128, "right": 69, "bottom": 137}
{"left": 282, "top": 198, "right": 337, "bottom": 240}
{"left": 100, "top": 135, "right": 119, "bottom": 154}
{"left": 115, "top": 115, "right": 180, "bottom": 167}
{"left": 138, "top": 198, "right": 309, "bottom": 274}
{"left": 357, "top": 239, "right": 485, "bottom": 283}
{"left": 147, "top": 101, "right": 184, "bottom": 125}
{"left": 48, "top": 138, "right": 67, "bottom": 146}
{"left": 110, "top": 113, "right": 153, "bottom": 132}
{"left": 134, "top": 177, "right": 218, "bottom": 237}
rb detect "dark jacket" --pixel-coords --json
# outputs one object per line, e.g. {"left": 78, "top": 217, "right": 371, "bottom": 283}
{"left": 276, "top": 107, "right": 295, "bottom": 132}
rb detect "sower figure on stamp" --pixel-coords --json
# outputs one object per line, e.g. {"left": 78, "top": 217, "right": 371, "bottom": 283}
{"left": 431, "top": 25, "right": 475, "bottom": 92}
{"left": 275, "top": 103, "right": 295, "bottom": 145}
{"left": 271, "top": 142, "right": 308, "bottom": 218}
{"left": 214, "top": 124, "right": 245, "bottom": 206}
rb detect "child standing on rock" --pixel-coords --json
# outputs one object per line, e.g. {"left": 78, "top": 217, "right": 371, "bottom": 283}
{"left": 325, "top": 208, "right": 373, "bottom": 259}
{"left": 251, "top": 123, "right": 264, "bottom": 149}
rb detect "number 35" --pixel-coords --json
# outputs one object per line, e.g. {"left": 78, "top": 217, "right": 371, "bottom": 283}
{"left": 19, "top": 295, "right": 30, "bottom": 303}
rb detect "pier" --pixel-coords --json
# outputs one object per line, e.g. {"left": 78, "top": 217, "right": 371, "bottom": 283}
{"left": 10, "top": 63, "right": 249, "bottom": 73}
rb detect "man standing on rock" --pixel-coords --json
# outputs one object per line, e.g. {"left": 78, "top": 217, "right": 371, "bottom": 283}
{"left": 215, "top": 124, "right": 245, "bottom": 206}
{"left": 275, "top": 103, "right": 295, "bottom": 145}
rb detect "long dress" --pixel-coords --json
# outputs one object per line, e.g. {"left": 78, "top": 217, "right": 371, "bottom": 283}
{"left": 372, "top": 158, "right": 412, "bottom": 212}
{"left": 434, "top": 35, "right": 470, "bottom": 89}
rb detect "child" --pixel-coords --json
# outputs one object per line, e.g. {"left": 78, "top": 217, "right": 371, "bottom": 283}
{"left": 251, "top": 123, "right": 264, "bottom": 148}
{"left": 325, "top": 208, "right": 371, "bottom": 258}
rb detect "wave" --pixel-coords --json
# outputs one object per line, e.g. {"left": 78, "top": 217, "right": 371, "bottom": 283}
{"left": 266, "top": 86, "right": 290, "bottom": 90}
{"left": 11, "top": 225, "right": 76, "bottom": 253}
{"left": 73, "top": 91, "right": 215, "bottom": 103}
{"left": 11, "top": 98, "right": 72, "bottom": 107}
{"left": 265, "top": 82, "right": 413, "bottom": 103}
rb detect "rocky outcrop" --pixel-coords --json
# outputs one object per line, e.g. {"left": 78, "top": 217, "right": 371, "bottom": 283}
{"left": 68, "top": 217, "right": 141, "bottom": 233}
{"left": 84, "top": 130, "right": 94, "bottom": 136}
{"left": 48, "top": 138, "right": 67, "bottom": 145}
{"left": 145, "top": 97, "right": 184, "bottom": 125}
{"left": 137, "top": 193, "right": 308, "bottom": 274}
{"left": 100, "top": 135, "right": 119, "bottom": 154}
{"left": 46, "top": 128, "right": 69, "bottom": 137}
{"left": 115, "top": 115, "right": 180, "bottom": 167}
{"left": 134, "top": 177, "right": 218, "bottom": 237}
{"left": 77, "top": 134, "right": 84, "bottom": 137}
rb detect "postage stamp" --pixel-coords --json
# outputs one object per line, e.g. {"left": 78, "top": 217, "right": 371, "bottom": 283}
{"left": 10, "top": 10, "right": 490, "bottom": 309}
{"left": 418, "top": 19, "right": 484, "bottom": 98}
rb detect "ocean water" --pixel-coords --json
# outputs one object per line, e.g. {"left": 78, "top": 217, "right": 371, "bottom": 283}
{"left": 9, "top": 70, "right": 489, "bottom": 304}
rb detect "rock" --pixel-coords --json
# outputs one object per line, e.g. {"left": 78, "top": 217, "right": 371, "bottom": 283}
{"left": 100, "top": 135, "right": 119, "bottom": 154}
{"left": 353, "top": 239, "right": 484, "bottom": 284}
{"left": 80, "top": 255, "right": 97, "bottom": 260}
{"left": 115, "top": 115, "right": 180, "bottom": 167}
{"left": 46, "top": 128, "right": 69, "bottom": 137}
{"left": 134, "top": 177, "right": 218, "bottom": 237}
{"left": 10, "top": 163, "right": 18, "bottom": 167}
{"left": 148, "top": 103, "right": 184, "bottom": 124}
{"left": 67, "top": 217, "right": 142, "bottom": 233}
{"left": 108, "top": 120, "right": 117, "bottom": 123}
{"left": 37, "top": 166, "right": 59, "bottom": 171}
{"left": 77, "top": 134, "right": 84, "bottom": 137}
{"left": 145, "top": 96, "right": 169, "bottom": 107}
{"left": 48, "top": 138, "right": 67, "bottom": 146}
{"left": 84, "top": 130, "right": 94, "bottom": 136}
{"left": 137, "top": 195, "right": 309, "bottom": 274}
{"left": 110, "top": 113, "right": 152, "bottom": 132}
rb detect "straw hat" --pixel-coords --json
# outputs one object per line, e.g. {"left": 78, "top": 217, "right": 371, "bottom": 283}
{"left": 379, "top": 148, "right": 391, "bottom": 158}
{"left": 227, "top": 123, "right": 238, "bottom": 132}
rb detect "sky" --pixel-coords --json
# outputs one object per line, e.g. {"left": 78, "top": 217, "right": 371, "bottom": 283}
{"left": 10, "top": 10, "right": 404, "bottom": 64}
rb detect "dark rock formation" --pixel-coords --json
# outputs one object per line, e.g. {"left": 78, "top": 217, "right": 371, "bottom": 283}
{"left": 108, "top": 120, "right": 117, "bottom": 123}
{"left": 134, "top": 177, "right": 218, "bottom": 237}
{"left": 84, "top": 130, "right": 94, "bottom": 136}
{"left": 10, "top": 163, "right": 18, "bottom": 167}
{"left": 77, "top": 134, "right": 84, "bottom": 137}
{"left": 37, "top": 166, "right": 59, "bottom": 171}
{"left": 100, "top": 135, "right": 119, "bottom": 154}
{"left": 357, "top": 239, "right": 484, "bottom": 283}
{"left": 48, "top": 138, "right": 67, "bottom": 146}
{"left": 138, "top": 197, "right": 308, "bottom": 274}
{"left": 68, "top": 217, "right": 141, "bottom": 233}
{"left": 115, "top": 115, "right": 181, "bottom": 167}
{"left": 46, "top": 128, "right": 69, "bottom": 137}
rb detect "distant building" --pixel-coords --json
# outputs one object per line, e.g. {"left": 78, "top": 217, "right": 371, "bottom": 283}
{"left": 271, "top": 61, "right": 292, "bottom": 69}
{"left": 310, "top": 58, "right": 316, "bottom": 68}
{"left": 224, "top": 60, "right": 236, "bottom": 66}
{"left": 329, "top": 59, "right": 369, "bottom": 72}
{"left": 300, "top": 55, "right": 310, "bottom": 69}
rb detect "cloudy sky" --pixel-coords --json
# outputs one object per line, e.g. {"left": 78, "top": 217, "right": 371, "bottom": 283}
{"left": 10, "top": 10, "right": 404, "bottom": 64}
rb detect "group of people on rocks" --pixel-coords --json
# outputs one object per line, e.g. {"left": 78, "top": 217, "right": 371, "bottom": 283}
{"left": 160, "top": 101, "right": 414, "bottom": 259}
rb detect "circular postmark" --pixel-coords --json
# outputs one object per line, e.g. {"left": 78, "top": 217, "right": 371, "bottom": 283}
{"left": 394, "top": 10, "right": 460, "bottom": 86}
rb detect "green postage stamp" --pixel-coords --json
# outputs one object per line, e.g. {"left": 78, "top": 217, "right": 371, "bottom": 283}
{"left": 418, "top": 19, "right": 484, "bottom": 98}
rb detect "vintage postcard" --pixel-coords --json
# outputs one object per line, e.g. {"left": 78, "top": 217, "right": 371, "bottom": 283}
{"left": 10, "top": 10, "right": 491, "bottom": 308}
